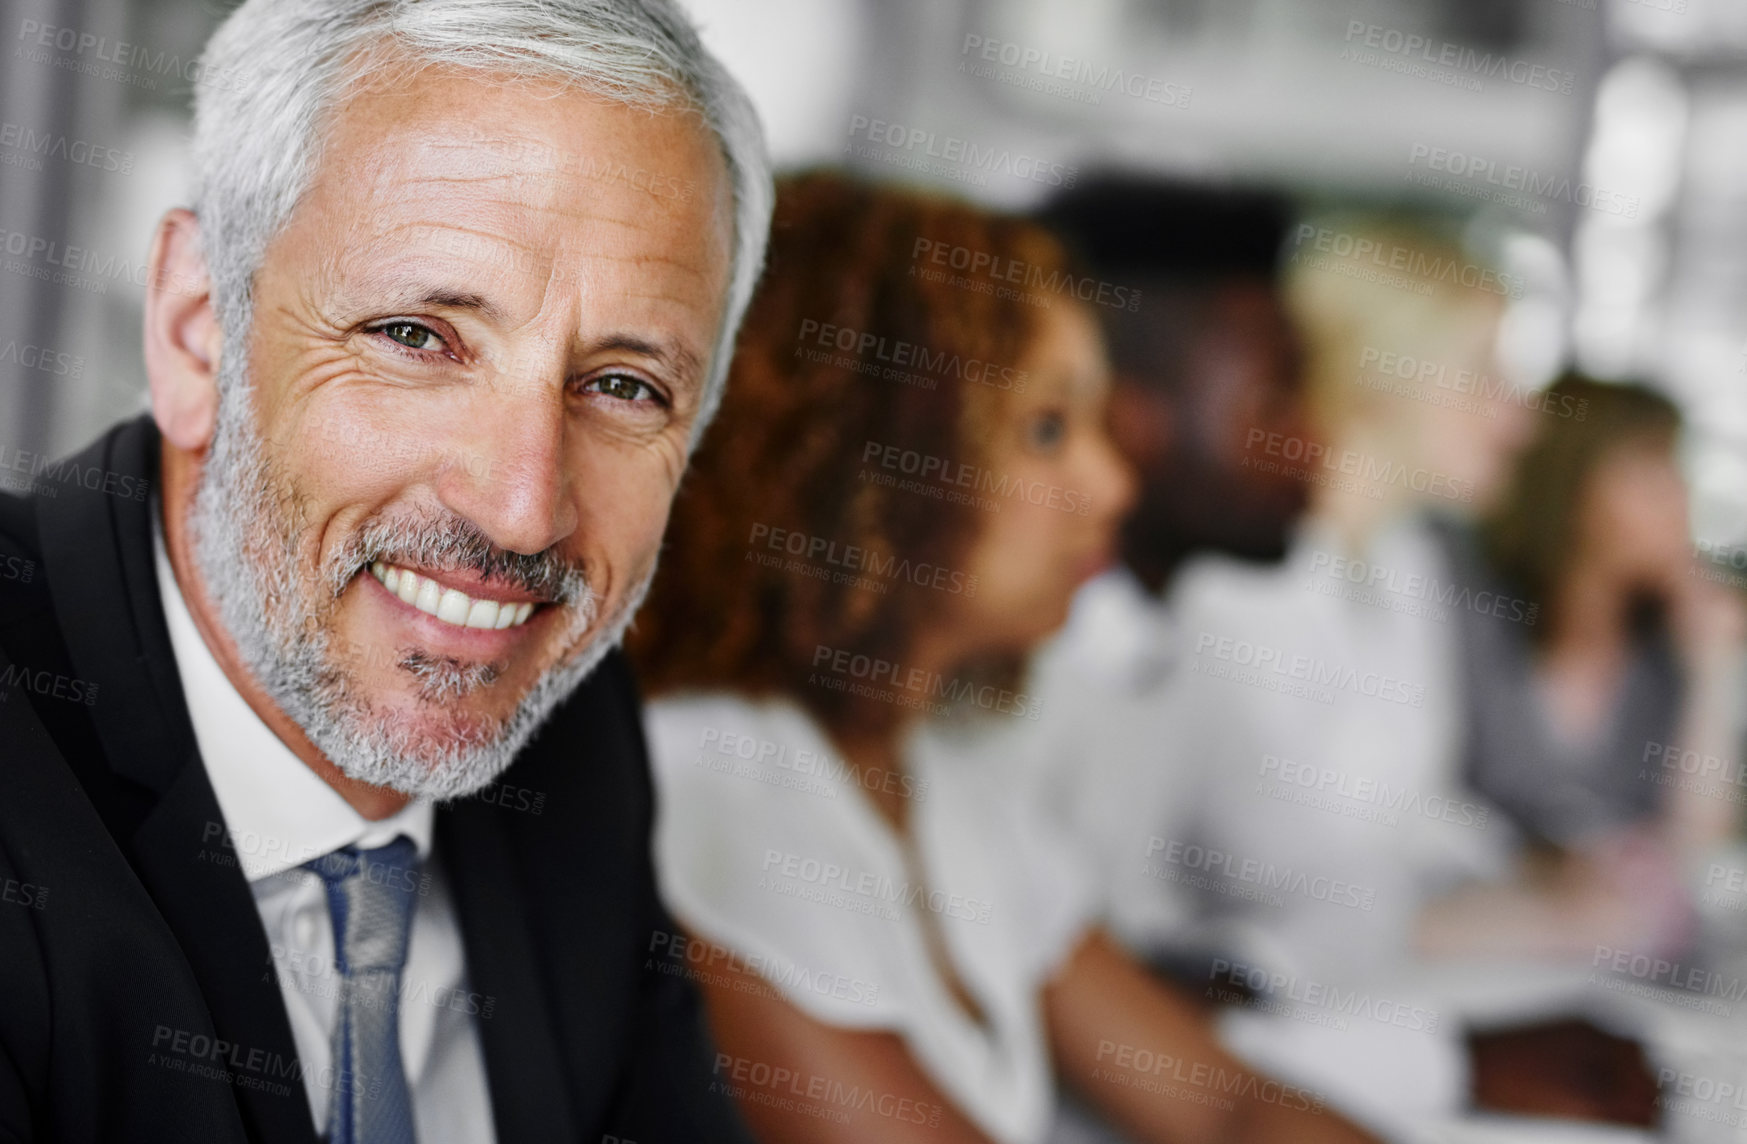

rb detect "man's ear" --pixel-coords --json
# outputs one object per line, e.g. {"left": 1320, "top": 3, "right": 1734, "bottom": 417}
{"left": 145, "top": 208, "right": 222, "bottom": 452}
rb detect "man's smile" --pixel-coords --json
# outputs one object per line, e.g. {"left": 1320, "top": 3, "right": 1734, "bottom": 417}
{"left": 368, "top": 559, "right": 544, "bottom": 630}
{"left": 358, "top": 556, "right": 575, "bottom": 664}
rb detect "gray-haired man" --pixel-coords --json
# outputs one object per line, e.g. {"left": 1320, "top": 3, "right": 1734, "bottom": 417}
{"left": 0, "top": 1, "right": 770, "bottom": 1140}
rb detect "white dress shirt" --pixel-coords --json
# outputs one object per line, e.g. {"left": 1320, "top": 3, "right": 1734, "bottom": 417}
{"left": 1025, "top": 522, "right": 1512, "bottom": 1136}
{"left": 151, "top": 506, "right": 496, "bottom": 1143}
{"left": 648, "top": 693, "right": 1097, "bottom": 1144}
{"left": 1014, "top": 566, "right": 1200, "bottom": 949}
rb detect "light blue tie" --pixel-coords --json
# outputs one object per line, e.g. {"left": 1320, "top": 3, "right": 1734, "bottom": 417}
{"left": 304, "top": 837, "right": 421, "bottom": 1144}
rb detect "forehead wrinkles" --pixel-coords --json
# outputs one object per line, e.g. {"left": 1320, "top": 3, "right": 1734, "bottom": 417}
{"left": 336, "top": 202, "right": 717, "bottom": 328}
{"left": 346, "top": 222, "right": 721, "bottom": 334}
{"left": 374, "top": 158, "right": 661, "bottom": 217}
{"left": 312, "top": 73, "right": 730, "bottom": 235}
{"left": 353, "top": 151, "right": 715, "bottom": 261}
{"left": 355, "top": 99, "right": 707, "bottom": 202}
{"left": 361, "top": 216, "right": 556, "bottom": 300}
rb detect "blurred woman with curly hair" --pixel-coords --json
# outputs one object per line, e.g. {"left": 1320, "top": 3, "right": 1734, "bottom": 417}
{"left": 629, "top": 172, "right": 1377, "bottom": 1144}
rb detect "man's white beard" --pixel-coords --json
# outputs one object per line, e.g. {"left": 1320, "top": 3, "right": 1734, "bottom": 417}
{"left": 186, "top": 351, "right": 650, "bottom": 800}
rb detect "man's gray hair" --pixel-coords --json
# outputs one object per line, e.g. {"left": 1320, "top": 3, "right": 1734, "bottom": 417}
{"left": 190, "top": 0, "right": 772, "bottom": 435}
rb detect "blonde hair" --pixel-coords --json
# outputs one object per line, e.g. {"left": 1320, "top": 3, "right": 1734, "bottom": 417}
{"left": 1283, "top": 215, "right": 1508, "bottom": 444}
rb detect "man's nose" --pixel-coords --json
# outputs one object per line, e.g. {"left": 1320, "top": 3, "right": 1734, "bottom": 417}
{"left": 435, "top": 384, "right": 578, "bottom": 556}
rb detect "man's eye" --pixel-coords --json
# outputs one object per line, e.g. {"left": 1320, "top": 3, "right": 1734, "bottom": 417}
{"left": 586, "top": 374, "right": 661, "bottom": 403}
{"left": 377, "top": 321, "right": 444, "bottom": 352}
{"left": 1027, "top": 410, "right": 1066, "bottom": 450}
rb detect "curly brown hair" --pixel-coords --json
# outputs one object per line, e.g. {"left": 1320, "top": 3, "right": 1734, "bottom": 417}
{"left": 629, "top": 171, "right": 1072, "bottom": 739}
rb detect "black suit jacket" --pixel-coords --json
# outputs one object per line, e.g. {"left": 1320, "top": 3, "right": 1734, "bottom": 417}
{"left": 0, "top": 416, "right": 752, "bottom": 1144}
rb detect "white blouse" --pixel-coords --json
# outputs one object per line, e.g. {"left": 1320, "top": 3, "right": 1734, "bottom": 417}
{"left": 646, "top": 693, "right": 1096, "bottom": 1144}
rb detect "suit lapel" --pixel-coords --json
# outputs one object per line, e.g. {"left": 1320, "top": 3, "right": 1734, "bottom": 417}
{"left": 440, "top": 657, "right": 659, "bottom": 1135}
{"left": 34, "top": 416, "right": 317, "bottom": 1144}
{"left": 437, "top": 800, "right": 576, "bottom": 1144}
{"left": 34, "top": 415, "right": 193, "bottom": 790}
{"left": 129, "top": 761, "right": 321, "bottom": 1144}
{"left": 436, "top": 799, "right": 573, "bottom": 1144}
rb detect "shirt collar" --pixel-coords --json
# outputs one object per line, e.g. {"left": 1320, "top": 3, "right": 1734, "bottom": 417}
{"left": 1057, "top": 565, "right": 1179, "bottom": 690}
{"left": 151, "top": 498, "right": 433, "bottom": 882}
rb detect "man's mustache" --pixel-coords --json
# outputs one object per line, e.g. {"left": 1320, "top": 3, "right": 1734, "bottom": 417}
{"left": 323, "top": 508, "right": 590, "bottom": 607}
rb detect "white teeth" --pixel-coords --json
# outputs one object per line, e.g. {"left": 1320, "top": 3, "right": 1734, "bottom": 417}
{"left": 368, "top": 562, "right": 539, "bottom": 631}
{"left": 436, "top": 588, "right": 470, "bottom": 625}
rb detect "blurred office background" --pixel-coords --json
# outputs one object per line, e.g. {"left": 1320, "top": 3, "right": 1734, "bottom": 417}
{"left": 3, "top": 0, "right": 1746, "bottom": 553}
{"left": 9, "top": 0, "right": 1747, "bottom": 1138}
